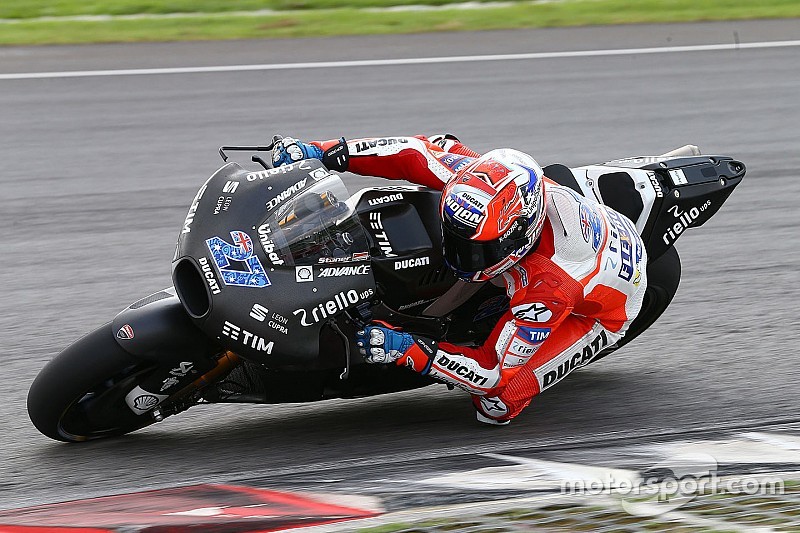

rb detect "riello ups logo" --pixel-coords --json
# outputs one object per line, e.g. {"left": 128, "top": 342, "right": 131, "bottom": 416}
{"left": 293, "top": 288, "right": 374, "bottom": 327}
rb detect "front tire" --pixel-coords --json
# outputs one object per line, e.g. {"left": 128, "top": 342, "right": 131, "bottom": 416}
{"left": 27, "top": 324, "right": 158, "bottom": 442}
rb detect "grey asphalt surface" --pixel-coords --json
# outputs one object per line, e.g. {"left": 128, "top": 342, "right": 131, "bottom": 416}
{"left": 1, "top": 20, "right": 799, "bottom": 512}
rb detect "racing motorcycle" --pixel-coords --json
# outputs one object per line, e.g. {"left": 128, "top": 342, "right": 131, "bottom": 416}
{"left": 27, "top": 141, "right": 745, "bottom": 442}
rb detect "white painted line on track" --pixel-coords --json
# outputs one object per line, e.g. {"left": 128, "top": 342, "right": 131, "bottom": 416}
{"left": 2, "top": 39, "right": 799, "bottom": 81}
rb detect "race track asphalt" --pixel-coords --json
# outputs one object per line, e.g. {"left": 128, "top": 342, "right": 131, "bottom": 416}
{"left": 1, "top": 19, "right": 799, "bottom": 510}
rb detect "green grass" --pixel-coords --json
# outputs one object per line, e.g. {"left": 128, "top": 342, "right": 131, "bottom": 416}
{"left": 1, "top": 0, "right": 799, "bottom": 46}
{"left": 0, "top": 0, "right": 506, "bottom": 19}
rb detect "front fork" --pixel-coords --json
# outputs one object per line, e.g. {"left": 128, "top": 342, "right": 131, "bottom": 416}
{"left": 124, "top": 351, "right": 241, "bottom": 417}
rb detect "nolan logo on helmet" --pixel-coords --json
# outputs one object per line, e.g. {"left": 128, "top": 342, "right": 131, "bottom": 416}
{"left": 444, "top": 194, "right": 485, "bottom": 227}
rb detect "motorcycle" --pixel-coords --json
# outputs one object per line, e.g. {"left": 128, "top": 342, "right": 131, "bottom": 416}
{"left": 27, "top": 141, "right": 745, "bottom": 442}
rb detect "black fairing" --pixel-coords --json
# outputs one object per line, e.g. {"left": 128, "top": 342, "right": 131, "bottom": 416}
{"left": 354, "top": 188, "right": 457, "bottom": 312}
{"left": 172, "top": 160, "right": 376, "bottom": 366}
{"left": 111, "top": 288, "right": 222, "bottom": 362}
{"left": 641, "top": 156, "right": 745, "bottom": 261}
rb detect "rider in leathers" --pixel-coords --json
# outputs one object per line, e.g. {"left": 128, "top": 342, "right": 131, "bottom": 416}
{"left": 272, "top": 134, "right": 647, "bottom": 425}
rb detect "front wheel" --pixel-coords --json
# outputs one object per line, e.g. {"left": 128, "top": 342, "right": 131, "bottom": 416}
{"left": 27, "top": 324, "right": 160, "bottom": 442}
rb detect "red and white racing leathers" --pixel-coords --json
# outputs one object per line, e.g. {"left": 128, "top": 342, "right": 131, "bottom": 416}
{"left": 312, "top": 135, "right": 648, "bottom": 422}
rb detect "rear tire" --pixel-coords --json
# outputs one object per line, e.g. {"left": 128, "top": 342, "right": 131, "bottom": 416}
{"left": 27, "top": 324, "right": 158, "bottom": 442}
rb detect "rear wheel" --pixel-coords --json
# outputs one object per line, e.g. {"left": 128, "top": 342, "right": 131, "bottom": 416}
{"left": 27, "top": 324, "right": 159, "bottom": 442}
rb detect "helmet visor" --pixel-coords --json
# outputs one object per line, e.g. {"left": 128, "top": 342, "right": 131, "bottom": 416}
{"left": 442, "top": 221, "right": 529, "bottom": 274}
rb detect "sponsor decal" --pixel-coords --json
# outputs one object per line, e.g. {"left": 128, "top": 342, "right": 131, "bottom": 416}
{"left": 473, "top": 295, "right": 510, "bottom": 322}
{"left": 246, "top": 160, "right": 312, "bottom": 181}
{"left": 324, "top": 142, "right": 348, "bottom": 170}
{"left": 198, "top": 256, "right": 222, "bottom": 295}
{"left": 133, "top": 394, "right": 160, "bottom": 411}
{"left": 354, "top": 137, "right": 409, "bottom": 153}
{"left": 497, "top": 324, "right": 550, "bottom": 367}
{"left": 319, "top": 265, "right": 370, "bottom": 277}
{"left": 497, "top": 219, "right": 522, "bottom": 243}
{"left": 414, "top": 337, "right": 438, "bottom": 358}
{"left": 606, "top": 210, "right": 642, "bottom": 282}
{"left": 249, "top": 304, "right": 288, "bottom": 334}
{"left": 579, "top": 203, "right": 603, "bottom": 252}
{"left": 504, "top": 268, "right": 522, "bottom": 294}
{"left": 512, "top": 302, "right": 552, "bottom": 322}
{"left": 647, "top": 172, "right": 663, "bottom": 198}
{"left": 394, "top": 257, "right": 430, "bottom": 270}
{"left": 461, "top": 191, "right": 487, "bottom": 209}
{"left": 295, "top": 265, "right": 314, "bottom": 283}
{"left": 507, "top": 338, "right": 537, "bottom": 358}
{"left": 316, "top": 252, "right": 370, "bottom": 264}
{"left": 535, "top": 329, "right": 609, "bottom": 391}
{"left": 444, "top": 193, "right": 485, "bottom": 227}
{"left": 222, "top": 180, "right": 239, "bottom": 194}
{"left": 668, "top": 169, "right": 688, "bottom": 186}
{"left": 308, "top": 168, "right": 334, "bottom": 181}
{"left": 250, "top": 303, "right": 269, "bottom": 321}
{"left": 368, "top": 193, "right": 404, "bottom": 206}
{"left": 116, "top": 324, "right": 135, "bottom": 340}
{"left": 268, "top": 311, "right": 289, "bottom": 335}
{"left": 169, "top": 362, "right": 195, "bottom": 377}
{"left": 159, "top": 377, "right": 180, "bottom": 392}
{"left": 518, "top": 326, "right": 551, "bottom": 344}
{"left": 181, "top": 184, "right": 207, "bottom": 234}
{"left": 125, "top": 386, "right": 168, "bottom": 414}
{"left": 479, "top": 396, "right": 508, "bottom": 416}
{"left": 221, "top": 320, "right": 275, "bottom": 354}
{"left": 368, "top": 212, "right": 397, "bottom": 257}
{"left": 397, "top": 297, "right": 437, "bottom": 311}
{"left": 206, "top": 231, "right": 270, "bottom": 288}
{"left": 439, "top": 153, "right": 472, "bottom": 172}
{"left": 662, "top": 201, "right": 711, "bottom": 245}
{"left": 433, "top": 353, "right": 491, "bottom": 387}
{"left": 293, "top": 288, "right": 374, "bottom": 327}
{"left": 266, "top": 178, "right": 308, "bottom": 210}
{"left": 213, "top": 195, "right": 232, "bottom": 215}
{"left": 257, "top": 223, "right": 285, "bottom": 266}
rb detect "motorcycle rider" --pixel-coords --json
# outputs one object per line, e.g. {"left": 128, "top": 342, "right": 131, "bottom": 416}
{"left": 272, "top": 134, "right": 647, "bottom": 425}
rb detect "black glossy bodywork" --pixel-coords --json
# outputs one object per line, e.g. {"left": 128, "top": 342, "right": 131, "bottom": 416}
{"left": 112, "top": 288, "right": 221, "bottom": 362}
{"left": 640, "top": 156, "right": 745, "bottom": 261}
{"left": 171, "top": 160, "right": 376, "bottom": 366}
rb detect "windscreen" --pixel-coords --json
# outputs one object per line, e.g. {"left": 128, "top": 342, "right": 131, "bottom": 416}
{"left": 259, "top": 175, "right": 370, "bottom": 266}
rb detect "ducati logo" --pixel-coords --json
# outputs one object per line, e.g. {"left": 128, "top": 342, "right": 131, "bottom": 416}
{"left": 116, "top": 324, "right": 135, "bottom": 340}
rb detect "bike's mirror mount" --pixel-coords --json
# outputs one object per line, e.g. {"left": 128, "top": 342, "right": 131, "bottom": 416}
{"left": 218, "top": 141, "right": 277, "bottom": 167}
